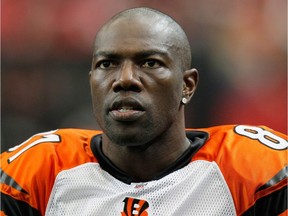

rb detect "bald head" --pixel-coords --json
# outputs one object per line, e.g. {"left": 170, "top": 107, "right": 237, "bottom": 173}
{"left": 94, "top": 7, "right": 192, "bottom": 71}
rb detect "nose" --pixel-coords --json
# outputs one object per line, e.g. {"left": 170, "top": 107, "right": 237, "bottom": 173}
{"left": 112, "top": 62, "right": 142, "bottom": 92}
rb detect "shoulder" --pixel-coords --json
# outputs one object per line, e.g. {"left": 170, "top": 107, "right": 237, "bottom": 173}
{"left": 1, "top": 128, "right": 102, "bottom": 184}
{"left": 1, "top": 128, "right": 102, "bottom": 214}
{"left": 192, "top": 124, "right": 287, "bottom": 152}
{"left": 192, "top": 124, "right": 287, "bottom": 176}
{"left": 2, "top": 128, "right": 102, "bottom": 164}
{"left": 1, "top": 128, "right": 102, "bottom": 174}
{"left": 191, "top": 125, "right": 287, "bottom": 215}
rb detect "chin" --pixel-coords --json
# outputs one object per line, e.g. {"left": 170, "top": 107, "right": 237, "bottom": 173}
{"left": 111, "top": 134, "right": 143, "bottom": 146}
{"left": 105, "top": 129, "right": 149, "bottom": 147}
{"left": 103, "top": 117, "right": 155, "bottom": 147}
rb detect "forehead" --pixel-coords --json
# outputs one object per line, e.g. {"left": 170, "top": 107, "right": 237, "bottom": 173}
{"left": 94, "top": 16, "right": 178, "bottom": 55}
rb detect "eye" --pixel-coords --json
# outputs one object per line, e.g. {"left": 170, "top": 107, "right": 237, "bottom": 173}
{"left": 97, "top": 61, "right": 117, "bottom": 69}
{"left": 141, "top": 60, "right": 162, "bottom": 69}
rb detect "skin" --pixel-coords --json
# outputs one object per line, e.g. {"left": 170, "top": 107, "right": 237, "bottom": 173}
{"left": 89, "top": 8, "right": 198, "bottom": 182}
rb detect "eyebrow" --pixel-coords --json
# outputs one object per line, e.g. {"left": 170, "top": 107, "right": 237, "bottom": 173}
{"left": 93, "top": 49, "right": 170, "bottom": 60}
{"left": 93, "top": 51, "right": 120, "bottom": 59}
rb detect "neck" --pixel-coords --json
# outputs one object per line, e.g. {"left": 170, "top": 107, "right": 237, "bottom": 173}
{"left": 101, "top": 120, "right": 189, "bottom": 182}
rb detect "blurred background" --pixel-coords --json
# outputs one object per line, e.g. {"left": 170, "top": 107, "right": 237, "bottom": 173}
{"left": 1, "top": 0, "right": 287, "bottom": 152}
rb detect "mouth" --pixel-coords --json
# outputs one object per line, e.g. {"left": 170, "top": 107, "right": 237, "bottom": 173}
{"left": 117, "top": 107, "right": 141, "bottom": 112}
{"left": 109, "top": 99, "right": 145, "bottom": 122}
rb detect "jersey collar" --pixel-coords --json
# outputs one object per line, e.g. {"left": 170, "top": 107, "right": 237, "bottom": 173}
{"left": 90, "top": 130, "right": 209, "bottom": 184}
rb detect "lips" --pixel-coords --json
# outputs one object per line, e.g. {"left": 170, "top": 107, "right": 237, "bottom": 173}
{"left": 109, "top": 98, "right": 145, "bottom": 122}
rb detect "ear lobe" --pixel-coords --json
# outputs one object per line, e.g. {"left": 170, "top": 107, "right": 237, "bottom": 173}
{"left": 88, "top": 71, "right": 92, "bottom": 80}
{"left": 182, "top": 68, "right": 199, "bottom": 103}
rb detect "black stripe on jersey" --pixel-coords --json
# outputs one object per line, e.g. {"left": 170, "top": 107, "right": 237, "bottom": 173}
{"left": 0, "top": 192, "right": 41, "bottom": 216}
{"left": 256, "top": 165, "right": 288, "bottom": 192}
{"left": 0, "top": 168, "right": 28, "bottom": 194}
{"left": 241, "top": 183, "right": 287, "bottom": 216}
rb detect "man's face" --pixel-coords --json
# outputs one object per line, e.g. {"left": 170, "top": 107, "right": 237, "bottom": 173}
{"left": 90, "top": 16, "right": 185, "bottom": 146}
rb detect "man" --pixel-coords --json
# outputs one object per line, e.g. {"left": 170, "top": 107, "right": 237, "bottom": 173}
{"left": 1, "top": 7, "right": 287, "bottom": 216}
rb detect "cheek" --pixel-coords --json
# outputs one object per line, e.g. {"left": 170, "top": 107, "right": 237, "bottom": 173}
{"left": 153, "top": 74, "right": 183, "bottom": 101}
{"left": 90, "top": 79, "right": 99, "bottom": 102}
{"left": 90, "top": 70, "right": 114, "bottom": 94}
{"left": 90, "top": 73, "right": 108, "bottom": 109}
{"left": 90, "top": 71, "right": 109, "bottom": 90}
{"left": 90, "top": 77, "right": 108, "bottom": 127}
{"left": 149, "top": 81, "right": 182, "bottom": 116}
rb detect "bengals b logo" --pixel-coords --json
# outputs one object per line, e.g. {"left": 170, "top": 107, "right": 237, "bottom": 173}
{"left": 121, "top": 197, "right": 149, "bottom": 216}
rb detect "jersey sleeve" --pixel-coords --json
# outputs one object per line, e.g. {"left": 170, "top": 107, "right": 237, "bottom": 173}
{"left": 0, "top": 129, "right": 98, "bottom": 216}
{"left": 1, "top": 130, "right": 61, "bottom": 216}
{"left": 232, "top": 125, "right": 287, "bottom": 216}
{"left": 193, "top": 125, "right": 287, "bottom": 215}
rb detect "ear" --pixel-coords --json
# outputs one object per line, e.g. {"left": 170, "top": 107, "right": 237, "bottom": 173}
{"left": 88, "top": 71, "right": 93, "bottom": 83}
{"left": 182, "top": 68, "right": 199, "bottom": 104}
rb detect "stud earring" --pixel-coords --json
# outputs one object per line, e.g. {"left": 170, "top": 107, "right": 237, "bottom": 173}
{"left": 181, "top": 97, "right": 188, "bottom": 104}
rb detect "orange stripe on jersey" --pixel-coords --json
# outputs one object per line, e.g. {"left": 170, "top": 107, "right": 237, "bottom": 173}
{"left": 126, "top": 197, "right": 134, "bottom": 216}
{"left": 1, "top": 184, "right": 30, "bottom": 206}
{"left": 254, "top": 172, "right": 287, "bottom": 201}
{"left": 0, "top": 169, "right": 28, "bottom": 194}
{"left": 256, "top": 166, "right": 287, "bottom": 192}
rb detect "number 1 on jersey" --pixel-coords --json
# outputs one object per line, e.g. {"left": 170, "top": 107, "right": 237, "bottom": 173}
{"left": 7, "top": 130, "right": 61, "bottom": 163}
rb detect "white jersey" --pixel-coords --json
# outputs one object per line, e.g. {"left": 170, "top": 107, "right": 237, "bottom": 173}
{"left": 46, "top": 161, "right": 236, "bottom": 216}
